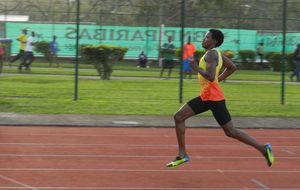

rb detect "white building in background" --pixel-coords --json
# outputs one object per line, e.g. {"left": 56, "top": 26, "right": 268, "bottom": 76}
{"left": 0, "top": 15, "right": 29, "bottom": 22}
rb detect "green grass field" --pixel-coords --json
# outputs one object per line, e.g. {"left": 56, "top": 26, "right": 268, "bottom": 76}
{"left": 0, "top": 61, "right": 299, "bottom": 117}
{"left": 1, "top": 60, "right": 293, "bottom": 81}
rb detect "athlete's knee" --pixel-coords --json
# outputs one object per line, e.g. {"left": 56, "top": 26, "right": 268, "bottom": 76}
{"left": 223, "top": 127, "right": 238, "bottom": 138}
{"left": 174, "top": 112, "right": 185, "bottom": 123}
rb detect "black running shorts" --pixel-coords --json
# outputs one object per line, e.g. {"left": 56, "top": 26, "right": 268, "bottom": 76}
{"left": 187, "top": 96, "right": 232, "bottom": 126}
{"left": 162, "top": 60, "right": 175, "bottom": 68}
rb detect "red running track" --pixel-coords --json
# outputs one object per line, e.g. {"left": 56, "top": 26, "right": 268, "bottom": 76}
{"left": 0, "top": 126, "right": 299, "bottom": 190}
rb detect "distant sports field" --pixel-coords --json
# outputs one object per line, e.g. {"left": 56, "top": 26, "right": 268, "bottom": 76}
{"left": 0, "top": 62, "right": 299, "bottom": 117}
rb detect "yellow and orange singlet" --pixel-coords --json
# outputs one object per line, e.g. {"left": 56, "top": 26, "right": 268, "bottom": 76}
{"left": 198, "top": 48, "right": 225, "bottom": 101}
{"left": 18, "top": 34, "right": 27, "bottom": 51}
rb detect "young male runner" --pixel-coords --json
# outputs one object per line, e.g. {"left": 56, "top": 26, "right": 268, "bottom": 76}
{"left": 166, "top": 29, "right": 274, "bottom": 168}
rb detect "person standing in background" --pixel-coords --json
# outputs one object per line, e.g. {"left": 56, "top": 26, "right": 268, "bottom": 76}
{"left": 290, "top": 43, "right": 300, "bottom": 82}
{"left": 9, "top": 29, "right": 27, "bottom": 67}
{"left": 182, "top": 36, "right": 196, "bottom": 79}
{"left": 0, "top": 42, "right": 4, "bottom": 73}
{"left": 160, "top": 36, "right": 176, "bottom": 79}
{"left": 50, "top": 35, "right": 59, "bottom": 67}
{"left": 257, "top": 42, "right": 264, "bottom": 65}
{"left": 19, "top": 31, "right": 36, "bottom": 71}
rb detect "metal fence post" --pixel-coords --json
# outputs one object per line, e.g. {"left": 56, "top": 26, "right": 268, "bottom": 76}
{"left": 74, "top": 0, "right": 80, "bottom": 101}
{"left": 281, "top": 0, "right": 287, "bottom": 105}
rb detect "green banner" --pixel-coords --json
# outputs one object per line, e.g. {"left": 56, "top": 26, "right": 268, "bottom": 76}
{"left": 6, "top": 22, "right": 297, "bottom": 58}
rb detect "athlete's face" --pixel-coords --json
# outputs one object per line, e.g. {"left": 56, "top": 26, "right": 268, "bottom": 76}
{"left": 202, "top": 31, "right": 215, "bottom": 49}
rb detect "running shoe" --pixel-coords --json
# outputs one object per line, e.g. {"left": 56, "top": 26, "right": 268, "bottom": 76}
{"left": 265, "top": 143, "right": 275, "bottom": 167}
{"left": 166, "top": 155, "right": 190, "bottom": 168}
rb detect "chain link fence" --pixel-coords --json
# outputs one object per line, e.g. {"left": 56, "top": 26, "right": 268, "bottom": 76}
{"left": 0, "top": 0, "right": 299, "bottom": 113}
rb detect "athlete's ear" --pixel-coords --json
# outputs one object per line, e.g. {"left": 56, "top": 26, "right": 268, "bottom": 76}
{"left": 212, "top": 39, "right": 217, "bottom": 47}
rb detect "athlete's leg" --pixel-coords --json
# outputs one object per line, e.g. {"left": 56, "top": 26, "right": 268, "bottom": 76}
{"left": 221, "top": 121, "right": 265, "bottom": 154}
{"left": 211, "top": 101, "right": 265, "bottom": 154}
{"left": 168, "top": 68, "right": 172, "bottom": 78}
{"left": 173, "top": 104, "right": 195, "bottom": 157}
{"left": 212, "top": 100, "right": 274, "bottom": 166}
{"left": 160, "top": 67, "right": 164, "bottom": 78}
{"left": 166, "top": 104, "right": 195, "bottom": 168}
{"left": 167, "top": 97, "right": 209, "bottom": 168}
{"left": 296, "top": 68, "right": 300, "bottom": 82}
{"left": 221, "top": 120, "right": 274, "bottom": 166}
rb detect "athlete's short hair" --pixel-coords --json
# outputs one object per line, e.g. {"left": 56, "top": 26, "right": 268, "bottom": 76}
{"left": 209, "top": 29, "right": 224, "bottom": 47}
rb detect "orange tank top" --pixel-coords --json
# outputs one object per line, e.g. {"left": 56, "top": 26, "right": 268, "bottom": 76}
{"left": 198, "top": 48, "right": 225, "bottom": 101}
{"left": 183, "top": 43, "right": 196, "bottom": 60}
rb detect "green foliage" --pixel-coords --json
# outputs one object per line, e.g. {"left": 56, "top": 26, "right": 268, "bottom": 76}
{"left": 238, "top": 50, "right": 256, "bottom": 69}
{"left": 265, "top": 52, "right": 295, "bottom": 72}
{"left": 194, "top": 50, "right": 206, "bottom": 62}
{"left": 35, "top": 41, "right": 51, "bottom": 61}
{"left": 81, "top": 45, "right": 128, "bottom": 80}
{"left": 285, "top": 52, "right": 295, "bottom": 71}
{"left": 223, "top": 50, "right": 234, "bottom": 59}
{"left": 0, "top": 41, "right": 12, "bottom": 61}
{"left": 265, "top": 52, "right": 281, "bottom": 71}
{"left": 175, "top": 49, "right": 205, "bottom": 62}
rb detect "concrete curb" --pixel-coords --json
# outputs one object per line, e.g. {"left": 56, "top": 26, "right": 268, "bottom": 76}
{"left": 0, "top": 113, "right": 299, "bottom": 129}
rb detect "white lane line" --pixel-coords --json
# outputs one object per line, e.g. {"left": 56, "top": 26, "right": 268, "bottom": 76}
{"left": 251, "top": 178, "right": 269, "bottom": 189}
{"left": 281, "top": 149, "right": 296, "bottom": 155}
{"left": 0, "top": 175, "right": 38, "bottom": 190}
{"left": 216, "top": 169, "right": 224, "bottom": 173}
{"left": 111, "top": 121, "right": 142, "bottom": 125}
{"left": 0, "top": 142, "right": 300, "bottom": 148}
{"left": 0, "top": 154, "right": 299, "bottom": 160}
{"left": 1, "top": 132, "right": 300, "bottom": 139}
{"left": 0, "top": 168, "right": 300, "bottom": 173}
{"left": 0, "top": 187, "right": 296, "bottom": 190}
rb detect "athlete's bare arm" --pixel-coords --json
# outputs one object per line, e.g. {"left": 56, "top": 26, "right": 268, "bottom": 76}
{"left": 189, "top": 50, "right": 218, "bottom": 82}
{"left": 218, "top": 55, "right": 237, "bottom": 82}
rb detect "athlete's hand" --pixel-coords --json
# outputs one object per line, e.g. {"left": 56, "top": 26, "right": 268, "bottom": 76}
{"left": 187, "top": 56, "right": 194, "bottom": 63}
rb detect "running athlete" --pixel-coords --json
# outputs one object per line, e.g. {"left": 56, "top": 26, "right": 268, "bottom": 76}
{"left": 166, "top": 29, "right": 274, "bottom": 168}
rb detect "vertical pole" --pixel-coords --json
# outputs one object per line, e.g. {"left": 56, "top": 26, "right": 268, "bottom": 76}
{"left": 146, "top": 12, "right": 149, "bottom": 56}
{"left": 158, "top": 24, "right": 164, "bottom": 67}
{"left": 4, "top": 0, "right": 7, "bottom": 38}
{"left": 158, "top": 4, "right": 164, "bottom": 67}
{"left": 179, "top": 0, "right": 185, "bottom": 103}
{"left": 74, "top": 0, "right": 80, "bottom": 101}
{"left": 281, "top": 0, "right": 287, "bottom": 104}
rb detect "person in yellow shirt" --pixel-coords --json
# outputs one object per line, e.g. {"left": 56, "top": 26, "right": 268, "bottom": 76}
{"left": 166, "top": 29, "right": 274, "bottom": 168}
{"left": 9, "top": 29, "right": 27, "bottom": 66}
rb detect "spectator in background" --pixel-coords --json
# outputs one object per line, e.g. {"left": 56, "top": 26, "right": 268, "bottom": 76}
{"left": 182, "top": 36, "right": 196, "bottom": 79}
{"left": 290, "top": 43, "right": 300, "bottom": 82}
{"left": 0, "top": 42, "right": 4, "bottom": 73}
{"left": 137, "top": 51, "right": 148, "bottom": 68}
{"left": 19, "top": 31, "right": 36, "bottom": 71}
{"left": 9, "top": 29, "right": 27, "bottom": 67}
{"left": 50, "top": 35, "right": 59, "bottom": 67}
{"left": 257, "top": 42, "right": 264, "bottom": 65}
{"left": 160, "top": 36, "right": 176, "bottom": 79}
